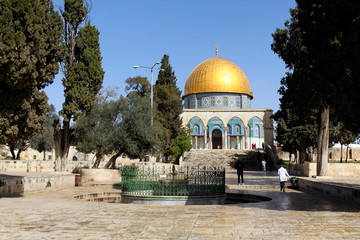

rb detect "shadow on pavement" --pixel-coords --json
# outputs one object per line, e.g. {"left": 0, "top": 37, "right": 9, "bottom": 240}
{"left": 226, "top": 188, "right": 360, "bottom": 213}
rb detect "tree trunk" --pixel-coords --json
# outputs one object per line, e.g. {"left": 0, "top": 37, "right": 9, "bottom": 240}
{"left": 345, "top": 145, "right": 349, "bottom": 163}
{"left": 317, "top": 107, "right": 330, "bottom": 176}
{"left": 16, "top": 149, "right": 22, "bottom": 160}
{"left": 92, "top": 152, "right": 103, "bottom": 168}
{"left": 43, "top": 151, "right": 46, "bottom": 161}
{"left": 299, "top": 147, "right": 307, "bottom": 164}
{"left": 53, "top": 120, "right": 72, "bottom": 172}
{"left": 289, "top": 152, "right": 292, "bottom": 163}
{"left": 104, "top": 151, "right": 123, "bottom": 169}
{"left": 10, "top": 145, "right": 16, "bottom": 159}
{"left": 340, "top": 144, "right": 343, "bottom": 163}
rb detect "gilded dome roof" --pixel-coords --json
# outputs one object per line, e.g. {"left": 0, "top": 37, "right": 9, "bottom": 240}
{"left": 183, "top": 57, "right": 253, "bottom": 98}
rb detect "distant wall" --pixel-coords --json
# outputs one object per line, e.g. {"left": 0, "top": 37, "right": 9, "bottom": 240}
{"left": 0, "top": 146, "right": 156, "bottom": 164}
{"left": 0, "top": 157, "right": 169, "bottom": 174}
{"left": 0, "top": 160, "right": 55, "bottom": 173}
{"left": 276, "top": 144, "right": 360, "bottom": 162}
{"left": 328, "top": 145, "right": 360, "bottom": 161}
{"left": 286, "top": 162, "right": 360, "bottom": 177}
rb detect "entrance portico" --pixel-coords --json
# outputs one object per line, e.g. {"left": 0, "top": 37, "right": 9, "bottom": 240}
{"left": 183, "top": 109, "right": 273, "bottom": 150}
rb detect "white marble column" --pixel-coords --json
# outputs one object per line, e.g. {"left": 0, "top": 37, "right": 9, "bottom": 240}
{"left": 195, "top": 136, "right": 198, "bottom": 149}
{"left": 244, "top": 128, "right": 248, "bottom": 150}
{"left": 236, "top": 136, "right": 240, "bottom": 149}
{"left": 204, "top": 126, "right": 208, "bottom": 150}
{"left": 224, "top": 127, "right": 228, "bottom": 149}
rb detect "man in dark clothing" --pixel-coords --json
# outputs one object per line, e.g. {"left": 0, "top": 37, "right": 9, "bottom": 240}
{"left": 236, "top": 160, "right": 244, "bottom": 185}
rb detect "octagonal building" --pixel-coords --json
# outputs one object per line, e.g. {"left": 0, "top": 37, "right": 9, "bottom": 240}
{"left": 181, "top": 51, "right": 274, "bottom": 150}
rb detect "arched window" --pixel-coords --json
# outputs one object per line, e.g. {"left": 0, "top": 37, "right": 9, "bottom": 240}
{"left": 235, "top": 125, "right": 240, "bottom": 134}
{"left": 254, "top": 125, "right": 259, "bottom": 137}
{"left": 194, "top": 125, "right": 199, "bottom": 134}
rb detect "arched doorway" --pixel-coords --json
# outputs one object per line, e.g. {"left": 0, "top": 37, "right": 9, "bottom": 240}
{"left": 212, "top": 129, "right": 222, "bottom": 149}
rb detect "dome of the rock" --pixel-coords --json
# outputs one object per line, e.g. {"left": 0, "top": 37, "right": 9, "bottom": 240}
{"left": 183, "top": 57, "right": 253, "bottom": 98}
{"left": 180, "top": 50, "right": 273, "bottom": 151}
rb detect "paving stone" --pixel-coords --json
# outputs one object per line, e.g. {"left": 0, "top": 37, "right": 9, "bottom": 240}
{"left": 1, "top": 171, "right": 360, "bottom": 239}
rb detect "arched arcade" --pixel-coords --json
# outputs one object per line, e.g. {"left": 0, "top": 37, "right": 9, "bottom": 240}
{"left": 185, "top": 112, "right": 270, "bottom": 150}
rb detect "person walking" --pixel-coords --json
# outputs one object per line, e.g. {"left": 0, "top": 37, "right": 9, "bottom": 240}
{"left": 236, "top": 160, "right": 244, "bottom": 185}
{"left": 278, "top": 164, "right": 290, "bottom": 192}
{"left": 262, "top": 159, "right": 266, "bottom": 171}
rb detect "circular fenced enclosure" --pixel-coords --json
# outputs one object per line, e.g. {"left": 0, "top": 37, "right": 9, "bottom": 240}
{"left": 120, "top": 165, "right": 226, "bottom": 205}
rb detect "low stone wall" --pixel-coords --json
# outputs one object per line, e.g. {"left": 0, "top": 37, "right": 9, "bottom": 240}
{"left": 328, "top": 163, "right": 360, "bottom": 177}
{"left": 81, "top": 169, "right": 120, "bottom": 183}
{"left": 0, "top": 173, "right": 74, "bottom": 197}
{"left": 285, "top": 163, "right": 316, "bottom": 177}
{"left": 81, "top": 162, "right": 178, "bottom": 184}
{"left": 298, "top": 178, "right": 360, "bottom": 204}
{"left": 286, "top": 162, "right": 360, "bottom": 177}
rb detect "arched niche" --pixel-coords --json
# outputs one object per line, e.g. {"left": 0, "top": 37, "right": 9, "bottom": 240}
{"left": 248, "top": 117, "right": 264, "bottom": 149}
{"left": 188, "top": 117, "right": 204, "bottom": 135}
{"left": 227, "top": 117, "right": 245, "bottom": 135}
{"left": 207, "top": 117, "right": 224, "bottom": 134}
{"left": 248, "top": 117, "right": 263, "bottom": 137}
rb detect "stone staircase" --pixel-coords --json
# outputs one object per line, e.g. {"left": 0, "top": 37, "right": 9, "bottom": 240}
{"left": 182, "top": 149, "right": 266, "bottom": 171}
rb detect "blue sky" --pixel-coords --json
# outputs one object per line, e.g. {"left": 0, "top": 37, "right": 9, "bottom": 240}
{"left": 47, "top": 0, "right": 296, "bottom": 113}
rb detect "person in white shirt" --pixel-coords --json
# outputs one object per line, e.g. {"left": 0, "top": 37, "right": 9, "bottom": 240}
{"left": 262, "top": 159, "right": 266, "bottom": 171}
{"left": 278, "top": 165, "right": 291, "bottom": 192}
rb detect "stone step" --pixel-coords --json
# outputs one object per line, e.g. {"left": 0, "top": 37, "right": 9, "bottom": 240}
{"left": 182, "top": 149, "right": 266, "bottom": 170}
{"left": 74, "top": 191, "right": 121, "bottom": 201}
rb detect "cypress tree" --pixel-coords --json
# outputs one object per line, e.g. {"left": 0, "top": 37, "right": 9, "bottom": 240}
{"left": 54, "top": 0, "right": 104, "bottom": 171}
{"left": 154, "top": 54, "right": 183, "bottom": 157}
{"left": 272, "top": 1, "right": 360, "bottom": 175}
{"left": 0, "top": 0, "right": 63, "bottom": 158}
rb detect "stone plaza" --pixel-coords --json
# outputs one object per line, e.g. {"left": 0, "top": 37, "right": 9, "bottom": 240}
{"left": 1, "top": 170, "right": 360, "bottom": 239}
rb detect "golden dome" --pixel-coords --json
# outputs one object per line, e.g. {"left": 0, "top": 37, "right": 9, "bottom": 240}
{"left": 183, "top": 57, "right": 253, "bottom": 98}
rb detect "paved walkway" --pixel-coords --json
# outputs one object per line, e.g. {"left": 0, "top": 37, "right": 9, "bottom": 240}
{"left": 226, "top": 170, "right": 280, "bottom": 188}
{"left": 1, "top": 171, "right": 360, "bottom": 239}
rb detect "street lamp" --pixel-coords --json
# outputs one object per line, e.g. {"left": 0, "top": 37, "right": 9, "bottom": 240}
{"left": 133, "top": 61, "right": 164, "bottom": 124}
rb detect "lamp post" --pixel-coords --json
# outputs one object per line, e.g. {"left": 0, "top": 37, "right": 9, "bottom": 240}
{"left": 133, "top": 62, "right": 163, "bottom": 124}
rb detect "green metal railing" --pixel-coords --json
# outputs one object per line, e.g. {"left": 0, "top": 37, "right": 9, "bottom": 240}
{"left": 121, "top": 165, "right": 225, "bottom": 196}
